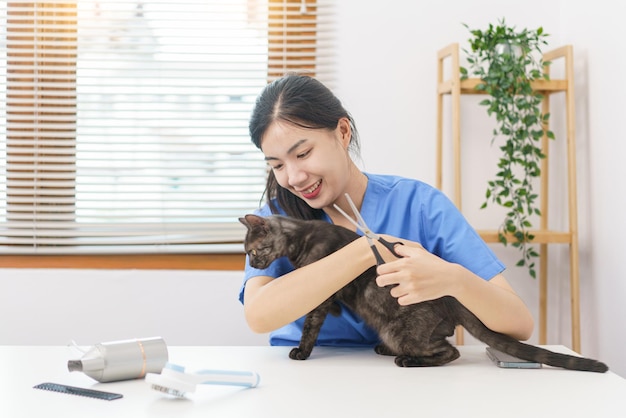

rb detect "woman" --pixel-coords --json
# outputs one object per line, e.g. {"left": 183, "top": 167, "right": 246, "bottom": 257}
{"left": 239, "top": 73, "right": 533, "bottom": 347}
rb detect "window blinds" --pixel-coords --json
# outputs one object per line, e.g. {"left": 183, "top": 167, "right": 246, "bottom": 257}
{"left": 0, "top": 0, "right": 334, "bottom": 254}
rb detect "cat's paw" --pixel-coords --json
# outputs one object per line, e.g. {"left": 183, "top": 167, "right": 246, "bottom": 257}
{"left": 374, "top": 344, "right": 395, "bottom": 356}
{"left": 289, "top": 347, "right": 310, "bottom": 360}
{"left": 394, "top": 355, "right": 424, "bottom": 367}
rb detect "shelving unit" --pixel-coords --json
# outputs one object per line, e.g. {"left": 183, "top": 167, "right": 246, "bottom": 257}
{"left": 436, "top": 43, "right": 580, "bottom": 352}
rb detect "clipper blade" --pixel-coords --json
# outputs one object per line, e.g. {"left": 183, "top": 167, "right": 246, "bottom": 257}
{"left": 146, "top": 369, "right": 196, "bottom": 398}
{"left": 150, "top": 383, "right": 187, "bottom": 399}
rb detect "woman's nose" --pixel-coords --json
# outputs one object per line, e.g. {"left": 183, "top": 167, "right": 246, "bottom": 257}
{"left": 287, "top": 163, "right": 307, "bottom": 187}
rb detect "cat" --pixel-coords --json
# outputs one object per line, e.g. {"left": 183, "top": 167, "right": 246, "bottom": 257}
{"left": 239, "top": 213, "right": 608, "bottom": 373}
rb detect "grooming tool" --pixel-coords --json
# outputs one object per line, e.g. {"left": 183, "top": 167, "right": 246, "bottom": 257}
{"left": 145, "top": 362, "right": 260, "bottom": 398}
{"left": 67, "top": 337, "right": 168, "bottom": 383}
{"left": 33, "top": 382, "right": 123, "bottom": 401}
{"left": 333, "top": 193, "right": 403, "bottom": 265}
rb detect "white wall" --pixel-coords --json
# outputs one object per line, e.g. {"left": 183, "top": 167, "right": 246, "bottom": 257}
{"left": 0, "top": 269, "right": 268, "bottom": 346}
{"left": 334, "top": 0, "right": 626, "bottom": 378}
{"left": 561, "top": 0, "right": 626, "bottom": 378}
{"left": 2, "top": 0, "right": 625, "bottom": 379}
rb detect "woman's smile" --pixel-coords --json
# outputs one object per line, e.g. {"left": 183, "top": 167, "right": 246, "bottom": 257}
{"left": 300, "top": 179, "right": 322, "bottom": 199}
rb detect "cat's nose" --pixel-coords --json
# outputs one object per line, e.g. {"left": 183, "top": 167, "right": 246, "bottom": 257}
{"left": 250, "top": 259, "right": 267, "bottom": 269}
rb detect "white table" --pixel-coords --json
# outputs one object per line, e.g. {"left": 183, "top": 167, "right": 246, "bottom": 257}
{"left": 2, "top": 345, "right": 625, "bottom": 417}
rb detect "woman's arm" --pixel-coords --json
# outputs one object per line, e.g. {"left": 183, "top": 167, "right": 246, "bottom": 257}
{"left": 374, "top": 242, "right": 534, "bottom": 341}
{"left": 243, "top": 236, "right": 376, "bottom": 334}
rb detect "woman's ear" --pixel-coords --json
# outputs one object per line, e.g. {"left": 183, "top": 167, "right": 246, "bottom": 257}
{"left": 337, "top": 117, "right": 352, "bottom": 148}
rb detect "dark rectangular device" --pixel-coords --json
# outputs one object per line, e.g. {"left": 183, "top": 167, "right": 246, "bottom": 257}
{"left": 486, "top": 347, "right": 542, "bottom": 369}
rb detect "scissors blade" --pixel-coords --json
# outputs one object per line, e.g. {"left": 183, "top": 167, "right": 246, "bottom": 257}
{"left": 332, "top": 203, "right": 364, "bottom": 232}
{"left": 343, "top": 193, "right": 380, "bottom": 240}
{"left": 333, "top": 194, "right": 386, "bottom": 265}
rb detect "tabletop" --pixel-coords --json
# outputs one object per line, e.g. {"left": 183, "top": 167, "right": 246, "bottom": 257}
{"left": 2, "top": 344, "right": 625, "bottom": 418}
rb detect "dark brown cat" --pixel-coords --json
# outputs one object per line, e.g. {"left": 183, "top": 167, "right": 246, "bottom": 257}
{"left": 239, "top": 214, "right": 608, "bottom": 373}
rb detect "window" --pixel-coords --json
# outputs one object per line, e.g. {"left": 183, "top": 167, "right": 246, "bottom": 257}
{"left": 0, "top": 0, "right": 334, "bottom": 260}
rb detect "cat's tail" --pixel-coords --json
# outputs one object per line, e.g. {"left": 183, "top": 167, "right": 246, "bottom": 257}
{"left": 484, "top": 334, "right": 608, "bottom": 373}
{"left": 455, "top": 301, "right": 609, "bottom": 373}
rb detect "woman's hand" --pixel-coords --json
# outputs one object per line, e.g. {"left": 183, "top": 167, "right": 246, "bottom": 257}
{"left": 375, "top": 242, "right": 457, "bottom": 305}
{"left": 372, "top": 236, "right": 534, "bottom": 340}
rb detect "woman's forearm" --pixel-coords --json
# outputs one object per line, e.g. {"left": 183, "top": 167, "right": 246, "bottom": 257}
{"left": 244, "top": 234, "right": 535, "bottom": 341}
{"left": 243, "top": 236, "right": 375, "bottom": 334}
{"left": 451, "top": 267, "right": 534, "bottom": 341}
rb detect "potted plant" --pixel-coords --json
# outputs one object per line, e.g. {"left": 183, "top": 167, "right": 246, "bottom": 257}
{"left": 460, "top": 19, "right": 553, "bottom": 279}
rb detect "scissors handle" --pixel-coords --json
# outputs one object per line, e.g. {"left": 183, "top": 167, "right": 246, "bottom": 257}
{"left": 332, "top": 194, "right": 404, "bottom": 264}
{"left": 378, "top": 238, "right": 404, "bottom": 259}
{"left": 371, "top": 238, "right": 403, "bottom": 266}
{"left": 370, "top": 245, "right": 386, "bottom": 266}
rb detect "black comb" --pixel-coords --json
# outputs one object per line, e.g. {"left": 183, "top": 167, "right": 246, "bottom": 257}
{"left": 34, "top": 382, "right": 123, "bottom": 401}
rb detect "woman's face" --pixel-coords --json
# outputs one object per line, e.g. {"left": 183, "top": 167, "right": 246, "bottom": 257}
{"left": 260, "top": 118, "right": 352, "bottom": 210}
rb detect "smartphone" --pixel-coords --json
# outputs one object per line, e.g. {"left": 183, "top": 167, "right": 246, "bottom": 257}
{"left": 485, "top": 347, "right": 542, "bottom": 369}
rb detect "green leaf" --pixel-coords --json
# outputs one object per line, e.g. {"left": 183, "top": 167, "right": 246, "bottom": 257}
{"left": 498, "top": 235, "right": 508, "bottom": 246}
{"left": 463, "top": 19, "right": 551, "bottom": 279}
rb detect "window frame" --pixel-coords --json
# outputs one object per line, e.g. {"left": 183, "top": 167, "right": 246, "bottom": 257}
{"left": 0, "top": 0, "right": 326, "bottom": 269}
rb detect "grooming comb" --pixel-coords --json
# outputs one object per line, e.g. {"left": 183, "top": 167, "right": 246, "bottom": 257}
{"left": 34, "top": 382, "right": 123, "bottom": 401}
{"left": 146, "top": 362, "right": 260, "bottom": 398}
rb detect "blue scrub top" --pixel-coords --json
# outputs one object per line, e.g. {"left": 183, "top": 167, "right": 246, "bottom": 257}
{"left": 238, "top": 173, "right": 505, "bottom": 347}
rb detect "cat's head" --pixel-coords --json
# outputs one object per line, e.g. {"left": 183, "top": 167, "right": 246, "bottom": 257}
{"left": 239, "top": 214, "right": 286, "bottom": 269}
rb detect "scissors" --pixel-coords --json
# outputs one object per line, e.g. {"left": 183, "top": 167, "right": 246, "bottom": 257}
{"left": 333, "top": 193, "right": 403, "bottom": 265}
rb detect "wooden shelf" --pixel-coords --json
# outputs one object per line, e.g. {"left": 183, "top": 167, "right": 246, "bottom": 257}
{"left": 438, "top": 78, "right": 569, "bottom": 95}
{"left": 436, "top": 43, "right": 580, "bottom": 352}
{"left": 477, "top": 230, "right": 572, "bottom": 244}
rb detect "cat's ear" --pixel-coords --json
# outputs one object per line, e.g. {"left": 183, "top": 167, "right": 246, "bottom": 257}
{"left": 239, "top": 214, "right": 267, "bottom": 230}
{"left": 238, "top": 216, "right": 250, "bottom": 229}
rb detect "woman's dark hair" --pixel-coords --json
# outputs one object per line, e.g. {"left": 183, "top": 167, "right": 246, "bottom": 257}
{"left": 249, "top": 73, "right": 360, "bottom": 220}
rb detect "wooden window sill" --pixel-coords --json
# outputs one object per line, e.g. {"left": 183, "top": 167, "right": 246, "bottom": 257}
{"left": 0, "top": 253, "right": 246, "bottom": 270}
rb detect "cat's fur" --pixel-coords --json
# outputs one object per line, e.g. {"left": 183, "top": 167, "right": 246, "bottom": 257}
{"left": 239, "top": 214, "right": 608, "bottom": 372}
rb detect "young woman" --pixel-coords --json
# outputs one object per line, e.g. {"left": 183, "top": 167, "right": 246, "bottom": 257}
{"left": 239, "top": 73, "right": 534, "bottom": 347}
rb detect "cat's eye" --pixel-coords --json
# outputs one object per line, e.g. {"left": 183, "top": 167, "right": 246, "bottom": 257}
{"left": 249, "top": 249, "right": 257, "bottom": 256}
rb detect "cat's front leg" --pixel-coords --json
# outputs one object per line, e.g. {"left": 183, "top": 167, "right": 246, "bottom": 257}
{"left": 289, "top": 300, "right": 333, "bottom": 361}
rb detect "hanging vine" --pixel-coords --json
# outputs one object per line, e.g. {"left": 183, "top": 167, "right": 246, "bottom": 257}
{"left": 460, "top": 19, "right": 554, "bottom": 279}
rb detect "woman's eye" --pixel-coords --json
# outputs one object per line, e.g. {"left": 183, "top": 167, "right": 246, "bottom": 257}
{"left": 297, "top": 149, "right": 311, "bottom": 159}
